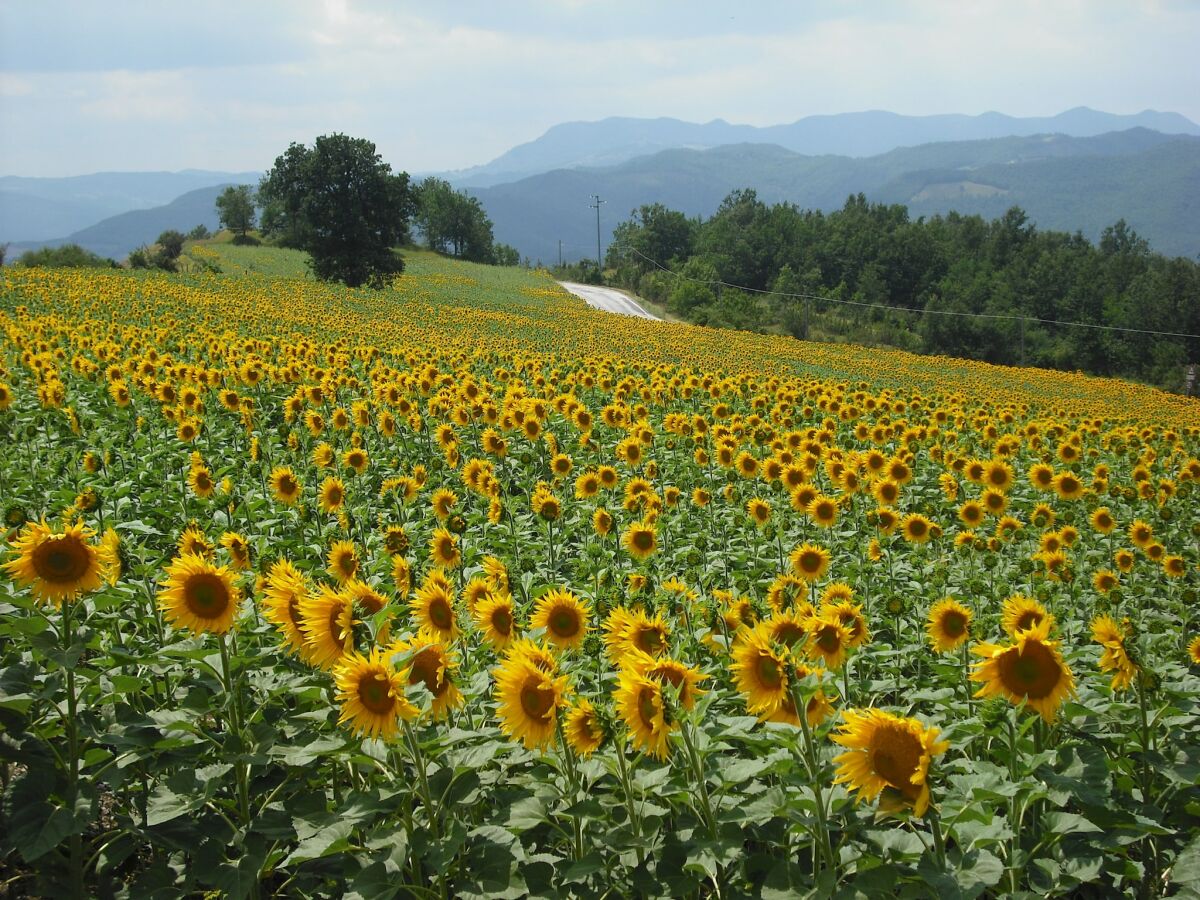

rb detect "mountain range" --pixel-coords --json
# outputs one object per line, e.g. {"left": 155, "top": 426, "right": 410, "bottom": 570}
{"left": 441, "top": 107, "right": 1200, "bottom": 188}
{"left": 471, "top": 128, "right": 1200, "bottom": 264}
{"left": 2, "top": 108, "right": 1198, "bottom": 265}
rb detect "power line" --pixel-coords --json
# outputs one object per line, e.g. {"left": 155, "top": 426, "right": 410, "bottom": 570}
{"left": 620, "top": 244, "right": 1200, "bottom": 341}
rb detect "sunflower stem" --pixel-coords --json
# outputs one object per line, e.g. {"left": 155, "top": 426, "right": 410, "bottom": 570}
{"left": 679, "top": 711, "right": 718, "bottom": 841}
{"left": 556, "top": 717, "right": 585, "bottom": 860}
{"left": 928, "top": 804, "right": 947, "bottom": 869}
{"left": 402, "top": 719, "right": 446, "bottom": 898}
{"left": 218, "top": 633, "right": 252, "bottom": 833}
{"left": 612, "top": 734, "right": 646, "bottom": 867}
{"left": 61, "top": 597, "right": 85, "bottom": 899}
{"left": 791, "top": 685, "right": 835, "bottom": 878}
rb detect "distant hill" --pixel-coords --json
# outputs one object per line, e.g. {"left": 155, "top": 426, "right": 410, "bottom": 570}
{"left": 8, "top": 184, "right": 241, "bottom": 262}
{"left": 0, "top": 170, "right": 259, "bottom": 243}
{"left": 469, "top": 129, "right": 1200, "bottom": 264}
{"left": 443, "top": 107, "right": 1200, "bottom": 187}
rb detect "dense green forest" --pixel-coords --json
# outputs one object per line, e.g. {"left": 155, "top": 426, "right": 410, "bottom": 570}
{"left": 602, "top": 193, "right": 1200, "bottom": 391}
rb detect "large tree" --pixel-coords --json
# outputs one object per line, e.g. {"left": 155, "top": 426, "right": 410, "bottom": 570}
{"left": 414, "top": 177, "right": 496, "bottom": 262}
{"left": 214, "top": 185, "right": 256, "bottom": 239}
{"left": 258, "top": 134, "right": 414, "bottom": 288}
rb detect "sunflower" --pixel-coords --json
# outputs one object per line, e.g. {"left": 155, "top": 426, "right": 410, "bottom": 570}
{"left": 326, "top": 540, "right": 359, "bottom": 584}
{"left": 343, "top": 448, "right": 369, "bottom": 474}
{"left": 493, "top": 654, "right": 570, "bottom": 750}
{"left": 872, "top": 479, "right": 901, "bottom": 507}
{"left": 1052, "top": 472, "right": 1084, "bottom": 501}
{"left": 531, "top": 588, "right": 591, "bottom": 651}
{"left": 220, "top": 531, "right": 251, "bottom": 571}
{"left": 983, "top": 459, "right": 1014, "bottom": 492}
{"left": 269, "top": 466, "right": 302, "bottom": 506}
{"left": 763, "top": 609, "right": 810, "bottom": 647}
{"left": 391, "top": 633, "right": 462, "bottom": 720}
{"left": 334, "top": 647, "right": 417, "bottom": 740}
{"left": 1001, "top": 594, "right": 1055, "bottom": 637}
{"left": 807, "top": 494, "right": 839, "bottom": 528}
{"left": 261, "top": 559, "right": 311, "bottom": 657}
{"left": 189, "top": 465, "right": 215, "bottom": 499}
{"left": 731, "top": 625, "right": 791, "bottom": 717}
{"left": 391, "top": 555, "right": 412, "bottom": 597}
{"left": 428, "top": 527, "right": 461, "bottom": 569}
{"left": 971, "top": 618, "right": 1076, "bottom": 721}
{"left": 481, "top": 555, "right": 510, "bottom": 593}
{"left": 575, "top": 471, "right": 601, "bottom": 499}
{"left": 318, "top": 476, "right": 346, "bottom": 514}
{"left": 1089, "top": 506, "right": 1116, "bottom": 534}
{"left": 1163, "top": 555, "right": 1186, "bottom": 578}
{"left": 1114, "top": 548, "right": 1136, "bottom": 573}
{"left": 411, "top": 575, "right": 459, "bottom": 641}
{"left": 1189, "top": 636, "right": 1200, "bottom": 666}
{"left": 790, "top": 543, "right": 831, "bottom": 583}
{"left": 5, "top": 520, "right": 103, "bottom": 605}
{"left": 746, "top": 497, "right": 772, "bottom": 527}
{"left": 97, "top": 527, "right": 121, "bottom": 585}
{"left": 622, "top": 520, "right": 657, "bottom": 561}
{"left": 474, "top": 591, "right": 518, "bottom": 649}
{"left": 178, "top": 524, "right": 213, "bottom": 559}
{"left": 431, "top": 488, "right": 457, "bottom": 520}
{"left": 805, "top": 615, "right": 851, "bottom": 670}
{"left": 958, "top": 501, "right": 985, "bottom": 528}
{"left": 593, "top": 507, "right": 614, "bottom": 537}
{"left": 461, "top": 576, "right": 492, "bottom": 616}
{"left": 1091, "top": 615, "right": 1138, "bottom": 691}
{"left": 564, "top": 698, "right": 606, "bottom": 756}
{"left": 300, "top": 585, "right": 356, "bottom": 669}
{"left": 506, "top": 638, "right": 560, "bottom": 674}
{"left": 158, "top": 553, "right": 241, "bottom": 635}
{"left": 1028, "top": 463, "right": 1055, "bottom": 491}
{"left": 1092, "top": 569, "right": 1119, "bottom": 594}
{"left": 614, "top": 668, "right": 673, "bottom": 759}
{"left": 820, "top": 600, "right": 868, "bottom": 648}
{"left": 831, "top": 709, "right": 950, "bottom": 817}
{"left": 926, "top": 598, "right": 972, "bottom": 652}
{"left": 899, "top": 513, "right": 934, "bottom": 544}
{"left": 622, "top": 652, "right": 705, "bottom": 710}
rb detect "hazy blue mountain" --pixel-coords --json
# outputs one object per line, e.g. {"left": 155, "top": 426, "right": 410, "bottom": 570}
{"left": 468, "top": 129, "right": 1200, "bottom": 264}
{"left": 0, "top": 169, "right": 259, "bottom": 242}
{"left": 9, "top": 184, "right": 241, "bottom": 261}
{"left": 444, "top": 108, "right": 1200, "bottom": 187}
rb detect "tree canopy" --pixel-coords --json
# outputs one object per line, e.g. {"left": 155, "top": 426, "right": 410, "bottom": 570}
{"left": 215, "top": 185, "right": 257, "bottom": 239}
{"left": 607, "top": 192, "right": 1200, "bottom": 391}
{"left": 258, "top": 134, "right": 414, "bottom": 288}
{"left": 414, "top": 177, "right": 498, "bottom": 263}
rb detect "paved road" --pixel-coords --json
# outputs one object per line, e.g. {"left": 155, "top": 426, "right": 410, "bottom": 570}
{"left": 558, "top": 281, "right": 660, "bottom": 320}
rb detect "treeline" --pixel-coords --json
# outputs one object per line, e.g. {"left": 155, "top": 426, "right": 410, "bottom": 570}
{"left": 605, "top": 192, "right": 1200, "bottom": 391}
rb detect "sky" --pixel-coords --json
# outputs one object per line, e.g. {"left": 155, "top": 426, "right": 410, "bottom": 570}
{"left": 1, "top": 0, "right": 1198, "bottom": 177}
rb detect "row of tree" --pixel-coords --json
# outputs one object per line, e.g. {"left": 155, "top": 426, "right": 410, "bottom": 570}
{"left": 604, "top": 193, "right": 1200, "bottom": 391}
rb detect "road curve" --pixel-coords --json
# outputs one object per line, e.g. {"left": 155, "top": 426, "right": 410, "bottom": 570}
{"left": 558, "top": 281, "right": 660, "bottom": 321}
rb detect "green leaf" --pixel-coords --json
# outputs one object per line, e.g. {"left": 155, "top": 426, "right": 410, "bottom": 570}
{"left": 1172, "top": 833, "right": 1200, "bottom": 886}
{"left": 8, "top": 800, "right": 78, "bottom": 862}
{"left": 1042, "top": 812, "right": 1101, "bottom": 835}
{"left": 283, "top": 820, "right": 354, "bottom": 865}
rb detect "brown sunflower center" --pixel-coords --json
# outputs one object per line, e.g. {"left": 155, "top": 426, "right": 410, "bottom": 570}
{"left": 816, "top": 627, "right": 841, "bottom": 653}
{"left": 549, "top": 607, "right": 580, "bottom": 638}
{"left": 942, "top": 612, "right": 966, "bottom": 637}
{"left": 32, "top": 537, "right": 90, "bottom": 583}
{"left": 632, "top": 530, "right": 654, "bottom": 552}
{"left": 756, "top": 655, "right": 782, "bottom": 689}
{"left": 409, "top": 649, "right": 447, "bottom": 696}
{"left": 1015, "top": 611, "right": 1042, "bottom": 632}
{"left": 798, "top": 551, "right": 823, "bottom": 574}
{"left": 429, "top": 597, "right": 453, "bottom": 629}
{"left": 637, "top": 687, "right": 660, "bottom": 728}
{"left": 773, "top": 623, "right": 806, "bottom": 646}
{"left": 358, "top": 673, "right": 395, "bottom": 714}
{"left": 519, "top": 681, "right": 555, "bottom": 721}
{"left": 999, "top": 640, "right": 1062, "bottom": 699}
{"left": 869, "top": 725, "right": 922, "bottom": 794}
{"left": 185, "top": 572, "right": 230, "bottom": 619}
{"left": 635, "top": 626, "right": 664, "bottom": 653}
{"left": 491, "top": 608, "right": 512, "bottom": 635}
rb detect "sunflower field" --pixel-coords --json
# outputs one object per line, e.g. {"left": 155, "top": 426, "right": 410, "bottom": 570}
{"left": 2, "top": 245, "right": 1200, "bottom": 899}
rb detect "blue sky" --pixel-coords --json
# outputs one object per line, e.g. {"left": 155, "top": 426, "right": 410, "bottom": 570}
{"left": 1, "top": 0, "right": 1197, "bottom": 176}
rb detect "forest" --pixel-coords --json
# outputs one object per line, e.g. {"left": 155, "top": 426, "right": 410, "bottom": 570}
{"left": 602, "top": 192, "right": 1200, "bottom": 391}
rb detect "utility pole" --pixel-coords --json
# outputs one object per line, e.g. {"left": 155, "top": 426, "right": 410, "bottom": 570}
{"left": 557, "top": 240, "right": 562, "bottom": 268}
{"left": 589, "top": 194, "right": 605, "bottom": 275}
